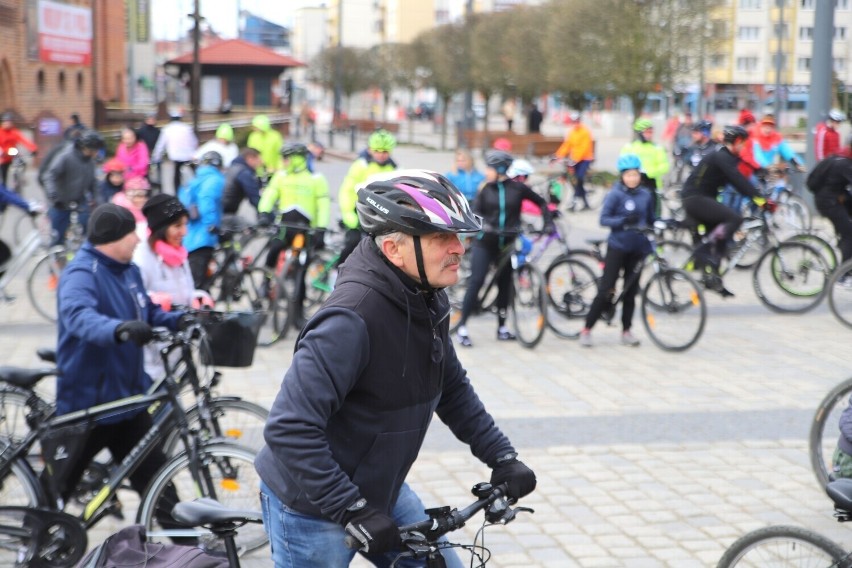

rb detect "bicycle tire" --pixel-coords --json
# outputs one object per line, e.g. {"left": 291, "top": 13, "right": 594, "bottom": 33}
{"left": 543, "top": 256, "right": 597, "bottom": 338}
{"left": 786, "top": 233, "right": 837, "bottom": 272}
{"left": 729, "top": 225, "right": 771, "bottom": 271}
{"left": 219, "top": 266, "right": 289, "bottom": 347}
{"left": 300, "top": 251, "right": 338, "bottom": 321}
{"left": 772, "top": 191, "right": 812, "bottom": 235}
{"left": 828, "top": 259, "right": 852, "bottom": 329}
{"left": 0, "top": 387, "right": 35, "bottom": 447}
{"left": 752, "top": 241, "right": 829, "bottom": 314}
{"left": 641, "top": 268, "right": 706, "bottom": 352}
{"left": 26, "top": 248, "right": 68, "bottom": 323}
{"left": 809, "top": 376, "right": 852, "bottom": 489}
{"left": 511, "top": 263, "right": 547, "bottom": 348}
{"left": 137, "top": 442, "right": 267, "bottom": 555}
{"left": 162, "top": 398, "right": 269, "bottom": 456}
{"left": 0, "top": 455, "right": 47, "bottom": 564}
{"left": 656, "top": 240, "right": 693, "bottom": 270}
{"left": 716, "top": 525, "right": 848, "bottom": 568}
{"left": 567, "top": 249, "right": 604, "bottom": 278}
{"left": 13, "top": 213, "right": 36, "bottom": 247}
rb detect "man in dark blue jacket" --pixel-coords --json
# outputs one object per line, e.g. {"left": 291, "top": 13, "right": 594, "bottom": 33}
{"left": 255, "top": 171, "right": 536, "bottom": 567}
{"left": 55, "top": 203, "right": 186, "bottom": 509}
{"left": 221, "top": 147, "right": 263, "bottom": 217}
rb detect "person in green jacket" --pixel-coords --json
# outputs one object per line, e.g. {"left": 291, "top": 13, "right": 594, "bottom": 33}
{"left": 621, "top": 118, "right": 670, "bottom": 215}
{"left": 337, "top": 129, "right": 398, "bottom": 265}
{"left": 258, "top": 142, "right": 330, "bottom": 324}
{"left": 247, "top": 114, "right": 284, "bottom": 174}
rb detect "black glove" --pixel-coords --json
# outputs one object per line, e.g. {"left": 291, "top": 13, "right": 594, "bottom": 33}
{"left": 177, "top": 313, "right": 196, "bottom": 330}
{"left": 490, "top": 457, "right": 537, "bottom": 501}
{"left": 624, "top": 211, "right": 641, "bottom": 225}
{"left": 257, "top": 212, "right": 274, "bottom": 227}
{"left": 342, "top": 505, "right": 401, "bottom": 554}
{"left": 114, "top": 320, "right": 154, "bottom": 346}
{"left": 313, "top": 229, "right": 326, "bottom": 250}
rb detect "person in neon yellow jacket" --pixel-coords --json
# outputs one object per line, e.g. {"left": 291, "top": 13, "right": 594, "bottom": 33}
{"left": 258, "top": 142, "right": 330, "bottom": 326}
{"left": 337, "top": 129, "right": 398, "bottom": 265}
{"left": 621, "top": 118, "right": 669, "bottom": 215}
{"left": 247, "top": 114, "right": 284, "bottom": 173}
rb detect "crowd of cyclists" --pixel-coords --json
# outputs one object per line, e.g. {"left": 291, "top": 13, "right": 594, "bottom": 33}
{"left": 2, "top": 102, "right": 852, "bottom": 564}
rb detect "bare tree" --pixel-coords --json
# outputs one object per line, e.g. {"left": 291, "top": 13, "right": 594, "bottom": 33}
{"left": 309, "top": 46, "right": 370, "bottom": 118}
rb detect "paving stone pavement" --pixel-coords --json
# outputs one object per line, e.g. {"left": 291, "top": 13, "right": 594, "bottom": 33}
{"left": 2, "top": 132, "right": 850, "bottom": 566}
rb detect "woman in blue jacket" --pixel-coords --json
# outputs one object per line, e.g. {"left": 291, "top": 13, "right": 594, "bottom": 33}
{"left": 179, "top": 151, "right": 225, "bottom": 288}
{"left": 579, "top": 154, "right": 655, "bottom": 348}
{"left": 444, "top": 149, "right": 485, "bottom": 204}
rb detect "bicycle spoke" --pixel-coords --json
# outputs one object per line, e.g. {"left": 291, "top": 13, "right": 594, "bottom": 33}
{"left": 642, "top": 269, "right": 706, "bottom": 352}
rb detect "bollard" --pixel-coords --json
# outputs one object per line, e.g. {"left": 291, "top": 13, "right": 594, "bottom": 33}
{"left": 310, "top": 123, "right": 316, "bottom": 142}
{"left": 350, "top": 125, "right": 357, "bottom": 152}
{"left": 456, "top": 120, "right": 464, "bottom": 149}
{"left": 327, "top": 128, "right": 334, "bottom": 149}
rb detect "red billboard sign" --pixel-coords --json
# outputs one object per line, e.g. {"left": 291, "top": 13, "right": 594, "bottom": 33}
{"left": 38, "top": 0, "right": 92, "bottom": 65}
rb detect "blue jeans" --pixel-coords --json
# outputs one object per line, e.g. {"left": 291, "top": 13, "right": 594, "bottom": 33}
{"left": 48, "top": 205, "right": 89, "bottom": 247}
{"left": 259, "top": 481, "right": 463, "bottom": 568}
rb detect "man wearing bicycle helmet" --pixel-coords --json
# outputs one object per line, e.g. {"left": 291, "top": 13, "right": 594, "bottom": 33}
{"left": 43, "top": 129, "right": 103, "bottom": 247}
{"left": 681, "top": 125, "right": 762, "bottom": 297}
{"left": 178, "top": 150, "right": 225, "bottom": 288}
{"left": 256, "top": 170, "right": 537, "bottom": 567}
{"left": 815, "top": 109, "right": 846, "bottom": 161}
{"left": 337, "top": 128, "right": 398, "bottom": 266}
{"left": 579, "top": 154, "right": 655, "bottom": 348}
{"left": 454, "top": 150, "right": 553, "bottom": 347}
{"left": 257, "top": 142, "right": 330, "bottom": 325}
{"left": 621, "top": 118, "right": 669, "bottom": 214}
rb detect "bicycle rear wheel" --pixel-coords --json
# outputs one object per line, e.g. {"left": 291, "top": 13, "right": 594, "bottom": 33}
{"left": 220, "top": 267, "right": 289, "bottom": 347}
{"left": 752, "top": 241, "right": 829, "bottom": 314}
{"left": 809, "top": 376, "right": 852, "bottom": 489}
{"left": 641, "top": 268, "right": 706, "bottom": 352}
{"left": 544, "top": 256, "right": 597, "bottom": 338}
{"left": 772, "top": 191, "right": 812, "bottom": 235}
{"left": 786, "top": 233, "right": 837, "bottom": 271}
{"left": 301, "top": 251, "right": 338, "bottom": 321}
{"left": 162, "top": 398, "right": 269, "bottom": 455}
{"left": 715, "top": 525, "right": 847, "bottom": 567}
{"left": 828, "top": 259, "right": 852, "bottom": 329}
{"left": 26, "top": 248, "right": 69, "bottom": 323}
{"left": 137, "top": 442, "right": 267, "bottom": 556}
{"left": 510, "top": 263, "right": 547, "bottom": 348}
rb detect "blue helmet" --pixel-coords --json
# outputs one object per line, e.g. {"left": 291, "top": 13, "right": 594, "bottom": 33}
{"left": 617, "top": 154, "right": 642, "bottom": 172}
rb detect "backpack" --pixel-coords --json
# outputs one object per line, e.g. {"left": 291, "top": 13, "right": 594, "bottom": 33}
{"left": 77, "top": 525, "right": 228, "bottom": 568}
{"left": 37, "top": 140, "right": 72, "bottom": 190}
{"left": 806, "top": 155, "right": 847, "bottom": 193}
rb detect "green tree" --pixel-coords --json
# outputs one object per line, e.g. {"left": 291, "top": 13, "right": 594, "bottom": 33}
{"left": 470, "top": 12, "right": 509, "bottom": 131}
{"left": 363, "top": 43, "right": 418, "bottom": 119}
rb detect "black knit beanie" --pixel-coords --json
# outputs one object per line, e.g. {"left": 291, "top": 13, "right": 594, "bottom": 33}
{"left": 88, "top": 203, "right": 137, "bottom": 245}
{"left": 142, "top": 194, "right": 189, "bottom": 233}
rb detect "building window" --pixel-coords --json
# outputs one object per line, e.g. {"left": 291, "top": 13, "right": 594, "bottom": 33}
{"left": 838, "top": 0, "right": 849, "bottom": 8}
{"left": 801, "top": 0, "right": 814, "bottom": 7}
{"left": 253, "top": 77, "right": 271, "bottom": 107}
{"left": 58, "top": 70, "right": 66, "bottom": 92}
{"left": 738, "top": 26, "right": 761, "bottom": 40}
{"left": 710, "top": 54, "right": 727, "bottom": 68}
{"left": 835, "top": 58, "right": 847, "bottom": 72}
{"left": 799, "top": 26, "right": 814, "bottom": 40}
{"left": 736, "top": 56, "right": 759, "bottom": 71}
{"left": 227, "top": 76, "right": 246, "bottom": 106}
{"left": 77, "top": 71, "right": 84, "bottom": 93}
{"left": 835, "top": 27, "right": 847, "bottom": 40}
{"left": 37, "top": 70, "right": 45, "bottom": 93}
{"left": 740, "top": 0, "right": 761, "bottom": 7}
{"left": 797, "top": 57, "right": 811, "bottom": 71}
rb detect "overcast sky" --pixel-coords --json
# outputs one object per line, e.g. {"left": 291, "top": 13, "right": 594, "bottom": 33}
{"left": 150, "top": 0, "right": 324, "bottom": 40}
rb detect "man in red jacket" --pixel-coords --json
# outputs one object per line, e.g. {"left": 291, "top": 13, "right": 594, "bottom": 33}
{"left": 0, "top": 112, "right": 38, "bottom": 187}
{"left": 815, "top": 109, "right": 846, "bottom": 161}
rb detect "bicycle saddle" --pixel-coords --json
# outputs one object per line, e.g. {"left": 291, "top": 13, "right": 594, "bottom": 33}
{"left": 0, "top": 366, "right": 56, "bottom": 389}
{"left": 171, "top": 498, "right": 262, "bottom": 528}
{"left": 826, "top": 478, "right": 852, "bottom": 514}
{"left": 37, "top": 347, "right": 56, "bottom": 363}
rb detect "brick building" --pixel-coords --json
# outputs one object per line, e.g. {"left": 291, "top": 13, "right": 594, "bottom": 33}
{"left": 0, "top": 0, "right": 127, "bottom": 149}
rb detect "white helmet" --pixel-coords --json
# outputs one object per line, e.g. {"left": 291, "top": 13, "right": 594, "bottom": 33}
{"left": 829, "top": 109, "right": 846, "bottom": 122}
{"left": 507, "top": 158, "right": 535, "bottom": 179}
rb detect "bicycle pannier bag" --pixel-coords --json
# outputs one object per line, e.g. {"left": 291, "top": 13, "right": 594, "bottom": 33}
{"left": 40, "top": 418, "right": 93, "bottom": 508}
{"left": 76, "top": 524, "right": 228, "bottom": 568}
{"left": 198, "top": 310, "right": 265, "bottom": 367}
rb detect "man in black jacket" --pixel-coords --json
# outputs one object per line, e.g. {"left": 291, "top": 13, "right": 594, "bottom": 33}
{"left": 221, "top": 147, "right": 263, "bottom": 216}
{"left": 255, "top": 170, "right": 536, "bottom": 567}
{"left": 807, "top": 142, "right": 852, "bottom": 265}
{"left": 681, "top": 125, "right": 761, "bottom": 297}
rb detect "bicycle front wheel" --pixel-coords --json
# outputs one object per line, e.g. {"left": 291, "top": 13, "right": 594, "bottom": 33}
{"left": 716, "top": 525, "right": 847, "bottom": 567}
{"left": 829, "top": 259, "right": 852, "bottom": 329}
{"left": 544, "top": 256, "right": 597, "bottom": 338}
{"left": 752, "top": 241, "right": 829, "bottom": 314}
{"left": 809, "top": 376, "right": 852, "bottom": 489}
{"left": 641, "top": 268, "right": 706, "bottom": 352}
{"left": 162, "top": 398, "right": 270, "bottom": 456}
{"left": 510, "top": 263, "right": 547, "bottom": 348}
{"left": 26, "top": 248, "right": 69, "bottom": 323}
{"left": 137, "top": 442, "right": 267, "bottom": 556}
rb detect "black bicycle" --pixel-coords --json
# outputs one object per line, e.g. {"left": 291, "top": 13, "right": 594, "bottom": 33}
{"left": 0, "top": 328, "right": 266, "bottom": 564}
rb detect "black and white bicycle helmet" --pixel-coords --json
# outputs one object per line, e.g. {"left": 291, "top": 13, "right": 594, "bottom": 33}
{"left": 356, "top": 170, "right": 481, "bottom": 237}
{"left": 484, "top": 150, "right": 514, "bottom": 175}
{"left": 280, "top": 142, "right": 309, "bottom": 157}
{"left": 722, "top": 125, "right": 749, "bottom": 144}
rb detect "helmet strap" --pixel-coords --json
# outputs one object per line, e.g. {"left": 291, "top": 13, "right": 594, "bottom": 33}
{"left": 413, "top": 235, "right": 433, "bottom": 291}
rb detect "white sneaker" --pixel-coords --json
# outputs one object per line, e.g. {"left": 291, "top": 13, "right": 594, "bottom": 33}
{"left": 579, "top": 330, "right": 592, "bottom": 347}
{"left": 621, "top": 330, "right": 640, "bottom": 346}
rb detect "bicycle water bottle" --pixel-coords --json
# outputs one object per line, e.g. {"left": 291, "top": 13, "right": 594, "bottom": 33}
{"left": 513, "top": 235, "right": 533, "bottom": 269}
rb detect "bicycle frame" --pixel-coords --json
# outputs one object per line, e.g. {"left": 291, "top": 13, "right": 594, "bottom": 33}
{"left": 0, "top": 227, "right": 46, "bottom": 300}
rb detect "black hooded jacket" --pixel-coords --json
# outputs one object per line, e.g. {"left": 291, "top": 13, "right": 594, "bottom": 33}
{"left": 254, "top": 238, "right": 514, "bottom": 523}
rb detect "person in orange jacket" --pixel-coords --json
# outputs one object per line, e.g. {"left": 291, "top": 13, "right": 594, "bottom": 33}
{"left": 0, "top": 112, "right": 38, "bottom": 187}
{"left": 552, "top": 111, "right": 595, "bottom": 211}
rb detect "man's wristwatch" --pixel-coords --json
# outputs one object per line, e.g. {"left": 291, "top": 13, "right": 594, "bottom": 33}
{"left": 495, "top": 451, "right": 518, "bottom": 465}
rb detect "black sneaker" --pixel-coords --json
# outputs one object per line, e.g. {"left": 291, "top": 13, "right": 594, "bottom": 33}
{"left": 702, "top": 273, "right": 734, "bottom": 298}
{"left": 497, "top": 329, "right": 517, "bottom": 341}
